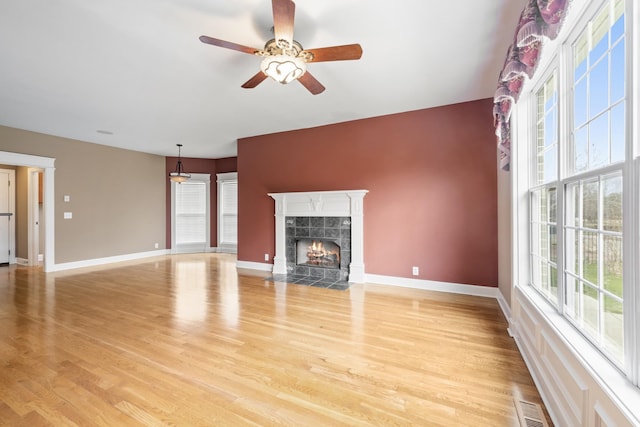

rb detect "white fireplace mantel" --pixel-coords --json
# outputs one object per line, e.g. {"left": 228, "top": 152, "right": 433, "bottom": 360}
{"left": 268, "top": 190, "right": 368, "bottom": 283}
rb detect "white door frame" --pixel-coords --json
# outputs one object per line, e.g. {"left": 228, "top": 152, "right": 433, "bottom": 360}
{"left": 0, "top": 151, "right": 55, "bottom": 271}
{"left": 0, "top": 168, "right": 16, "bottom": 265}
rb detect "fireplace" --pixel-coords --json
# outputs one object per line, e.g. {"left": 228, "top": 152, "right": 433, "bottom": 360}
{"left": 285, "top": 216, "right": 351, "bottom": 282}
{"left": 296, "top": 239, "right": 340, "bottom": 269}
{"left": 269, "top": 190, "right": 368, "bottom": 283}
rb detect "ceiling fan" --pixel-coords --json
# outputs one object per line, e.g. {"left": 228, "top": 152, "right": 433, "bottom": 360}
{"left": 199, "top": 0, "right": 363, "bottom": 95}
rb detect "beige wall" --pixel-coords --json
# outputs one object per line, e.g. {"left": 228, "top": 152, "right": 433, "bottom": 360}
{"left": 497, "top": 164, "right": 512, "bottom": 307}
{"left": 0, "top": 125, "right": 166, "bottom": 264}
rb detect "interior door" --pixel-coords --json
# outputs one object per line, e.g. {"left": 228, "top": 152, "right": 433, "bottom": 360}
{"left": 0, "top": 171, "right": 12, "bottom": 264}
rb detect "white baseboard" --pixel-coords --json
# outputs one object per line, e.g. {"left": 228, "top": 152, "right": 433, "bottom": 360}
{"left": 365, "top": 273, "right": 500, "bottom": 298}
{"left": 236, "top": 260, "right": 273, "bottom": 272}
{"left": 216, "top": 248, "right": 238, "bottom": 254}
{"left": 170, "top": 245, "right": 209, "bottom": 255}
{"left": 15, "top": 257, "right": 44, "bottom": 266}
{"left": 50, "top": 249, "right": 170, "bottom": 272}
{"left": 217, "top": 244, "right": 238, "bottom": 254}
{"left": 172, "top": 246, "right": 237, "bottom": 254}
{"left": 495, "top": 290, "right": 514, "bottom": 336}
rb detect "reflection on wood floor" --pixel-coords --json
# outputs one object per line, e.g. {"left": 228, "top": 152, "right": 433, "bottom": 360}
{"left": 0, "top": 253, "right": 552, "bottom": 426}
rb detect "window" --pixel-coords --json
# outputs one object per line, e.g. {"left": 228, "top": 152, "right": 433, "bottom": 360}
{"left": 565, "top": 0, "right": 626, "bottom": 365}
{"left": 526, "top": 0, "right": 629, "bottom": 368}
{"left": 530, "top": 73, "right": 559, "bottom": 306}
{"left": 571, "top": 0, "right": 626, "bottom": 173}
{"left": 530, "top": 187, "right": 558, "bottom": 305}
{"left": 217, "top": 172, "right": 237, "bottom": 253}
{"left": 176, "top": 181, "right": 207, "bottom": 245}
{"left": 535, "top": 73, "right": 558, "bottom": 185}
{"left": 564, "top": 173, "right": 623, "bottom": 361}
{"left": 171, "top": 174, "right": 210, "bottom": 253}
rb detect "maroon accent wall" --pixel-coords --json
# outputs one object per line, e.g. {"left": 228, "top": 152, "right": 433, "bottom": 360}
{"left": 165, "top": 156, "right": 237, "bottom": 249}
{"left": 237, "top": 99, "right": 498, "bottom": 287}
{"left": 216, "top": 157, "right": 238, "bottom": 174}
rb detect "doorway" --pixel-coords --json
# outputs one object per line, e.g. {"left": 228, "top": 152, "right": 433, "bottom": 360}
{"left": 0, "top": 151, "right": 55, "bottom": 271}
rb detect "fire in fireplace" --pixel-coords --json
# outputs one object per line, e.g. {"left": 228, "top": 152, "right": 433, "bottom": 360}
{"left": 296, "top": 239, "right": 340, "bottom": 269}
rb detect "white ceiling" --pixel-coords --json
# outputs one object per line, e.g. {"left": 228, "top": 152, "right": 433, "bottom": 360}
{"left": 0, "top": 0, "right": 526, "bottom": 159}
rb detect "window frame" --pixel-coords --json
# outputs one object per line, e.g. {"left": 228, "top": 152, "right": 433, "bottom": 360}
{"left": 216, "top": 172, "right": 238, "bottom": 253}
{"left": 529, "top": 70, "right": 561, "bottom": 306}
{"left": 519, "top": 0, "right": 637, "bottom": 382}
{"left": 170, "top": 173, "right": 211, "bottom": 254}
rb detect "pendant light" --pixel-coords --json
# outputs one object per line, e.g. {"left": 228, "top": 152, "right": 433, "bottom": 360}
{"left": 169, "top": 144, "right": 191, "bottom": 183}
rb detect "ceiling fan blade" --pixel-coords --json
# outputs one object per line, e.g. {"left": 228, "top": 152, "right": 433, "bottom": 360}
{"left": 304, "top": 44, "right": 363, "bottom": 62}
{"left": 298, "top": 72, "right": 325, "bottom": 95}
{"left": 199, "top": 35, "right": 259, "bottom": 55}
{"left": 272, "top": 0, "right": 295, "bottom": 45}
{"left": 241, "top": 71, "right": 268, "bottom": 89}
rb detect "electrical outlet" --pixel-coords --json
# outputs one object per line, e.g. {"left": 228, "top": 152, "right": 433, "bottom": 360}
{"left": 264, "top": 253, "right": 269, "bottom": 261}
{"left": 154, "top": 243, "right": 159, "bottom": 249}
{"left": 412, "top": 266, "right": 419, "bottom": 276}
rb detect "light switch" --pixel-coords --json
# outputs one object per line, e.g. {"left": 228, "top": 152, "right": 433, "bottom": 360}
{"left": 63, "top": 195, "right": 70, "bottom": 202}
{"left": 63, "top": 212, "right": 72, "bottom": 219}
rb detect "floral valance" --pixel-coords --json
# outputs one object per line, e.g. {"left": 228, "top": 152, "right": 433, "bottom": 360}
{"left": 494, "top": 0, "right": 571, "bottom": 171}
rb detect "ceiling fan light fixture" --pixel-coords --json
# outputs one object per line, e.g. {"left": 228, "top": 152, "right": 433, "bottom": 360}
{"left": 260, "top": 54, "right": 306, "bottom": 84}
{"left": 198, "top": 0, "right": 362, "bottom": 94}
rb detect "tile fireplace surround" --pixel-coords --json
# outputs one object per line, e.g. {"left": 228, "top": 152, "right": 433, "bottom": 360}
{"left": 268, "top": 190, "right": 368, "bottom": 283}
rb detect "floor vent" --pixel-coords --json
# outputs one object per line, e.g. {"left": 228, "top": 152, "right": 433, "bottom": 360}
{"left": 514, "top": 398, "right": 549, "bottom": 427}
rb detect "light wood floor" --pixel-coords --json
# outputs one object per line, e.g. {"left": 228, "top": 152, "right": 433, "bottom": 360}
{"left": 0, "top": 253, "right": 551, "bottom": 426}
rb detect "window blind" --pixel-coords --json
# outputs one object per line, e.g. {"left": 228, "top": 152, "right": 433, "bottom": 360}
{"left": 175, "top": 181, "right": 207, "bottom": 245}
